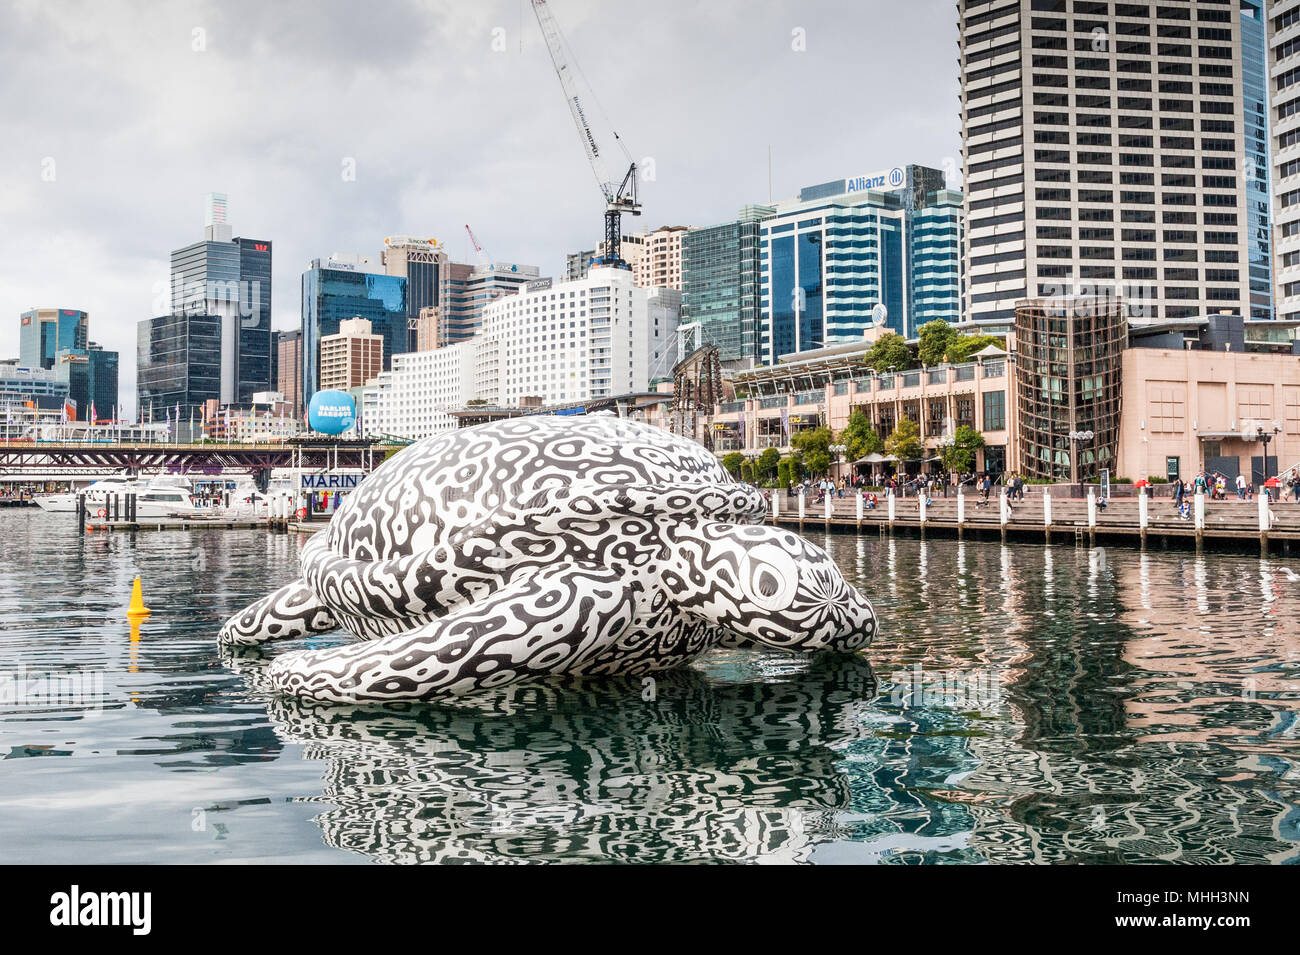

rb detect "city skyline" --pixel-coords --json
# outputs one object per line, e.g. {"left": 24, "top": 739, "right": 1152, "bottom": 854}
{"left": 0, "top": 0, "right": 962, "bottom": 417}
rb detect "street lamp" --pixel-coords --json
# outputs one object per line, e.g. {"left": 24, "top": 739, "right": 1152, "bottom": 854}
{"left": 1068, "top": 429, "right": 1094, "bottom": 497}
{"left": 829, "top": 443, "right": 847, "bottom": 481}
{"left": 1248, "top": 421, "right": 1282, "bottom": 492}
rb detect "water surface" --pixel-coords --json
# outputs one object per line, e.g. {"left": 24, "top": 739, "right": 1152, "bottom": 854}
{"left": 1, "top": 511, "right": 1296, "bottom": 863}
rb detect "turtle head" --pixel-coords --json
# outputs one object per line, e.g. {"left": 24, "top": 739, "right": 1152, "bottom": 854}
{"left": 665, "top": 522, "right": 877, "bottom": 652}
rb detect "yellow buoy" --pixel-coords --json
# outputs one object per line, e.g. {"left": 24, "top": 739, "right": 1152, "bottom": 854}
{"left": 127, "top": 576, "right": 151, "bottom": 617}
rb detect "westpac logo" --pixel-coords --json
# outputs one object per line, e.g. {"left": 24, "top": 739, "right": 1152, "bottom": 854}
{"left": 845, "top": 166, "right": 905, "bottom": 193}
{"left": 49, "top": 885, "right": 151, "bottom": 935}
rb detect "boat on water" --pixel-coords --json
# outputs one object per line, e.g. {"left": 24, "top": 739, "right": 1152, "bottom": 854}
{"left": 36, "top": 477, "right": 213, "bottom": 519}
{"left": 34, "top": 479, "right": 137, "bottom": 513}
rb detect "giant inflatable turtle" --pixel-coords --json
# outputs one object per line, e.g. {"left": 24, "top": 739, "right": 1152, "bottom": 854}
{"left": 220, "top": 416, "right": 877, "bottom": 703}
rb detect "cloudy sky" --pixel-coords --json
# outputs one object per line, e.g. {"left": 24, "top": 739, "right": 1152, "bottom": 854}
{"left": 0, "top": 0, "right": 959, "bottom": 416}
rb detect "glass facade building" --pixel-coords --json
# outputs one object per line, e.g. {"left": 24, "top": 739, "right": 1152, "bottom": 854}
{"left": 236, "top": 238, "right": 273, "bottom": 402}
{"left": 759, "top": 165, "right": 961, "bottom": 364}
{"left": 170, "top": 236, "right": 272, "bottom": 405}
{"left": 382, "top": 238, "right": 443, "bottom": 351}
{"left": 907, "top": 191, "right": 965, "bottom": 326}
{"left": 136, "top": 314, "right": 222, "bottom": 423}
{"left": 301, "top": 263, "right": 408, "bottom": 398}
{"left": 680, "top": 205, "right": 772, "bottom": 365}
{"left": 1013, "top": 296, "right": 1126, "bottom": 482}
{"left": 1241, "top": 0, "right": 1271, "bottom": 319}
{"left": 19, "top": 308, "right": 88, "bottom": 370}
{"left": 86, "top": 345, "right": 119, "bottom": 420}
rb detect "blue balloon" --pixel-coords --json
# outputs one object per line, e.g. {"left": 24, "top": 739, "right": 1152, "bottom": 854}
{"left": 307, "top": 390, "right": 356, "bottom": 435}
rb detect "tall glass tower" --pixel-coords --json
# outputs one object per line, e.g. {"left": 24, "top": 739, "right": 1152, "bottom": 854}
{"left": 1241, "top": 0, "right": 1271, "bottom": 319}
{"left": 681, "top": 205, "right": 773, "bottom": 366}
{"left": 758, "top": 165, "right": 961, "bottom": 363}
{"left": 301, "top": 259, "right": 408, "bottom": 398}
{"left": 169, "top": 195, "right": 272, "bottom": 405}
{"left": 18, "top": 308, "right": 87, "bottom": 370}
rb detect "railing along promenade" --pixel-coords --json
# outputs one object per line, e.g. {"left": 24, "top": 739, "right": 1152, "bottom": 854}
{"left": 771, "top": 487, "right": 1300, "bottom": 555}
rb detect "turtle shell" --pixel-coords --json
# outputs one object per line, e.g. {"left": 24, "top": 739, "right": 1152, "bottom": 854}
{"left": 326, "top": 416, "right": 761, "bottom": 562}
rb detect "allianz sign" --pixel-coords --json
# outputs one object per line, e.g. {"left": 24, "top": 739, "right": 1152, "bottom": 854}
{"left": 845, "top": 166, "right": 906, "bottom": 193}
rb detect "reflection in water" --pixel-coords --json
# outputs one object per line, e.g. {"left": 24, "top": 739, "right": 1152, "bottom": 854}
{"left": 1, "top": 509, "right": 1297, "bottom": 864}
{"left": 229, "top": 652, "right": 880, "bottom": 864}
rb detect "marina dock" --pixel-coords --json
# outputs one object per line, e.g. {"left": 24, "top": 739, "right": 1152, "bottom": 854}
{"left": 772, "top": 490, "right": 1300, "bottom": 555}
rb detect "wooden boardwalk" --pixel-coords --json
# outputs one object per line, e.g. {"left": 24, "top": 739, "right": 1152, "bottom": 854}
{"left": 771, "top": 491, "right": 1300, "bottom": 555}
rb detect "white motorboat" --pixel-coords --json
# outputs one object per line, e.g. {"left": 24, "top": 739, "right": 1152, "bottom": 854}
{"left": 34, "top": 479, "right": 137, "bottom": 513}
{"left": 134, "top": 485, "right": 207, "bottom": 519}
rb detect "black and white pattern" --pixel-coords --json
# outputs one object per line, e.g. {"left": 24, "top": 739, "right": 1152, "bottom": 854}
{"left": 219, "top": 416, "right": 878, "bottom": 702}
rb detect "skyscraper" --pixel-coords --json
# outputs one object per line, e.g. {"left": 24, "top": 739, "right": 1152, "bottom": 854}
{"left": 1269, "top": 0, "right": 1300, "bottom": 320}
{"left": 136, "top": 313, "right": 222, "bottom": 426}
{"left": 301, "top": 255, "right": 407, "bottom": 397}
{"left": 758, "top": 164, "right": 961, "bottom": 361}
{"left": 19, "top": 308, "right": 87, "bottom": 370}
{"left": 170, "top": 194, "right": 272, "bottom": 404}
{"left": 433, "top": 260, "right": 538, "bottom": 347}
{"left": 274, "top": 329, "right": 304, "bottom": 416}
{"left": 382, "top": 235, "right": 443, "bottom": 351}
{"left": 681, "top": 205, "right": 773, "bottom": 366}
{"left": 53, "top": 343, "right": 119, "bottom": 421}
{"left": 959, "top": 0, "right": 1272, "bottom": 323}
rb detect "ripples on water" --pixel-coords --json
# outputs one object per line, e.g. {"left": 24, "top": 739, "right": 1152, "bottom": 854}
{"left": 0, "top": 510, "right": 1296, "bottom": 864}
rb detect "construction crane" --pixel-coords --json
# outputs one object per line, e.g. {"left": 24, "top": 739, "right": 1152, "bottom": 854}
{"left": 464, "top": 223, "right": 493, "bottom": 270}
{"left": 531, "top": 0, "right": 641, "bottom": 270}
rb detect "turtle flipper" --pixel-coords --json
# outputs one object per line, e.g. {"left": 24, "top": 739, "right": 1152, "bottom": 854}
{"left": 219, "top": 579, "right": 338, "bottom": 647}
{"left": 266, "top": 561, "right": 639, "bottom": 703}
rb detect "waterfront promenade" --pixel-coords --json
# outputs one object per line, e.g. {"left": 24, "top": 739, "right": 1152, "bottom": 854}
{"left": 774, "top": 488, "right": 1300, "bottom": 554}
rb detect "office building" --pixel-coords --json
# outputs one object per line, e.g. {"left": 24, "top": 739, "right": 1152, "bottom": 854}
{"left": 85, "top": 345, "right": 120, "bottom": 421}
{"left": 759, "top": 164, "right": 961, "bottom": 361}
{"left": 382, "top": 235, "right": 443, "bottom": 350}
{"left": 319, "top": 318, "right": 384, "bottom": 391}
{"left": 19, "top": 308, "right": 87, "bottom": 370}
{"left": 170, "top": 193, "right": 272, "bottom": 405}
{"left": 136, "top": 313, "right": 223, "bottom": 426}
{"left": 1270, "top": 0, "right": 1300, "bottom": 319}
{"left": 301, "top": 255, "right": 407, "bottom": 397}
{"left": 274, "top": 329, "right": 304, "bottom": 417}
{"left": 682, "top": 205, "right": 774, "bottom": 366}
{"left": 474, "top": 267, "right": 679, "bottom": 407}
{"left": 0, "top": 361, "right": 68, "bottom": 409}
{"left": 432, "top": 260, "right": 539, "bottom": 347}
{"left": 53, "top": 343, "right": 119, "bottom": 421}
{"left": 959, "top": 0, "right": 1272, "bottom": 323}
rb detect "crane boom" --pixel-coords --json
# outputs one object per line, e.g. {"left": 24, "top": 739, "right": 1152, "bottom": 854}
{"left": 464, "top": 224, "right": 492, "bottom": 270}
{"left": 530, "top": 0, "right": 641, "bottom": 269}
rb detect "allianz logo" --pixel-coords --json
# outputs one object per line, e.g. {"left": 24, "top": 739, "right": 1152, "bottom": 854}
{"left": 845, "top": 167, "right": 906, "bottom": 193}
{"left": 49, "top": 885, "right": 151, "bottom": 936}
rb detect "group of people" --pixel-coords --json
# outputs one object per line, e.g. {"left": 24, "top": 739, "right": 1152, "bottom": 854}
{"left": 783, "top": 470, "right": 1007, "bottom": 508}
{"left": 1167, "top": 469, "right": 1300, "bottom": 519}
